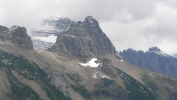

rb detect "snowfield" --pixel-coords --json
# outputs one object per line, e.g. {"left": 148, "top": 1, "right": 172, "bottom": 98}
{"left": 79, "top": 58, "right": 101, "bottom": 67}
{"left": 32, "top": 35, "right": 57, "bottom": 43}
{"left": 93, "top": 71, "right": 110, "bottom": 79}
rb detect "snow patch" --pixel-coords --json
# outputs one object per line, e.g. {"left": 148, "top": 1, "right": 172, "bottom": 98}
{"left": 90, "top": 20, "right": 94, "bottom": 23}
{"left": 86, "top": 16, "right": 95, "bottom": 23}
{"left": 148, "top": 51, "right": 171, "bottom": 57}
{"left": 149, "top": 72, "right": 153, "bottom": 76}
{"left": 93, "top": 71, "right": 110, "bottom": 79}
{"left": 79, "top": 58, "right": 101, "bottom": 67}
{"left": 32, "top": 35, "right": 57, "bottom": 43}
{"left": 120, "top": 60, "right": 123, "bottom": 62}
{"left": 156, "top": 51, "right": 169, "bottom": 57}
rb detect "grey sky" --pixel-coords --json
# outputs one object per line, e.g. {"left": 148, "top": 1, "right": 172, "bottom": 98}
{"left": 0, "top": 0, "right": 177, "bottom": 55}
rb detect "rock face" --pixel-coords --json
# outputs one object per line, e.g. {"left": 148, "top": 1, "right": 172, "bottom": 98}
{"left": 49, "top": 16, "right": 116, "bottom": 57}
{"left": 119, "top": 47, "right": 177, "bottom": 79}
{"left": 0, "top": 25, "right": 33, "bottom": 50}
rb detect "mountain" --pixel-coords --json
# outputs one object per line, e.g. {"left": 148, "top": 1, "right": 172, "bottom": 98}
{"left": 0, "top": 25, "right": 33, "bottom": 50}
{"left": 1, "top": 17, "right": 177, "bottom": 100}
{"left": 49, "top": 16, "right": 116, "bottom": 58}
{"left": 32, "top": 17, "right": 75, "bottom": 36}
{"left": 31, "top": 17, "right": 75, "bottom": 50}
{"left": 119, "top": 47, "right": 177, "bottom": 79}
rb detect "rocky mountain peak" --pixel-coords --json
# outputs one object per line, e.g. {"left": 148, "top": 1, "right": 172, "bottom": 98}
{"left": 148, "top": 46, "right": 161, "bottom": 52}
{"left": 11, "top": 26, "right": 33, "bottom": 50}
{"left": 0, "top": 25, "right": 33, "bottom": 50}
{"left": 126, "top": 48, "right": 135, "bottom": 51}
{"left": 85, "top": 16, "right": 97, "bottom": 23}
{"left": 10, "top": 25, "right": 20, "bottom": 32}
{"left": 49, "top": 16, "right": 116, "bottom": 58}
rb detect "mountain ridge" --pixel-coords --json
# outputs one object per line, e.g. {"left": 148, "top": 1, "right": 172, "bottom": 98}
{"left": 119, "top": 46, "right": 177, "bottom": 79}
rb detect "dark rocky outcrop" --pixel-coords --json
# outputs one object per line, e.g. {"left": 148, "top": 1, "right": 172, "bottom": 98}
{"left": 0, "top": 25, "right": 33, "bottom": 50}
{"left": 49, "top": 16, "right": 116, "bottom": 57}
{"left": 119, "top": 47, "right": 177, "bottom": 79}
{"left": 100, "top": 58, "right": 116, "bottom": 77}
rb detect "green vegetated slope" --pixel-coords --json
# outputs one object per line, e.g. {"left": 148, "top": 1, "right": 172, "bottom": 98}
{"left": 0, "top": 50, "right": 70, "bottom": 100}
{"left": 66, "top": 72, "right": 91, "bottom": 99}
{"left": 117, "top": 68, "right": 157, "bottom": 100}
{"left": 67, "top": 68, "right": 158, "bottom": 100}
{"left": 141, "top": 74, "right": 159, "bottom": 97}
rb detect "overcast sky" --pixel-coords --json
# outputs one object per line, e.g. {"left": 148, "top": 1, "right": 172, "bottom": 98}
{"left": 0, "top": 0, "right": 177, "bottom": 55}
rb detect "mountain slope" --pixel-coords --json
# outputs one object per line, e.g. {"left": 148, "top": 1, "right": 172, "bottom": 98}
{"left": 119, "top": 47, "right": 177, "bottom": 79}
{"left": 1, "top": 46, "right": 177, "bottom": 100}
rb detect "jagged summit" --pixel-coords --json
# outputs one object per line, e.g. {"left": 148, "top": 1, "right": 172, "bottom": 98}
{"left": 85, "top": 16, "right": 96, "bottom": 20}
{"left": 147, "top": 46, "right": 170, "bottom": 57}
{"left": 126, "top": 48, "right": 136, "bottom": 52}
{"left": 49, "top": 16, "right": 116, "bottom": 57}
{"left": 121, "top": 47, "right": 170, "bottom": 57}
{"left": 121, "top": 48, "right": 144, "bottom": 54}
{"left": 10, "top": 25, "right": 20, "bottom": 32}
{"left": 148, "top": 46, "right": 161, "bottom": 52}
{"left": 0, "top": 25, "right": 33, "bottom": 50}
{"left": 85, "top": 16, "right": 97, "bottom": 23}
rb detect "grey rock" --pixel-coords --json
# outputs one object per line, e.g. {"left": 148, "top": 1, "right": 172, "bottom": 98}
{"left": 148, "top": 47, "right": 161, "bottom": 52}
{"left": 101, "top": 58, "right": 116, "bottom": 77}
{"left": 0, "top": 25, "right": 33, "bottom": 50}
{"left": 119, "top": 47, "right": 177, "bottom": 79}
{"left": 49, "top": 16, "right": 116, "bottom": 57}
{"left": 11, "top": 26, "right": 33, "bottom": 50}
